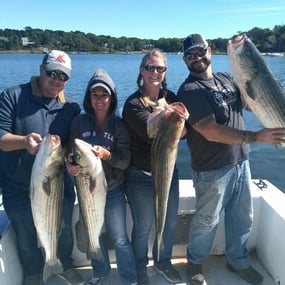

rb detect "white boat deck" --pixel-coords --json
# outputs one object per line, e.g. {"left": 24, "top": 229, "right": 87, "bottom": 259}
{"left": 70, "top": 254, "right": 275, "bottom": 285}
{"left": 1, "top": 179, "right": 285, "bottom": 285}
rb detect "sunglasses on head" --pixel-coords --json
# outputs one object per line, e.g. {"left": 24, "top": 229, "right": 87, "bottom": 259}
{"left": 45, "top": 69, "right": 69, "bottom": 81}
{"left": 144, "top": 64, "right": 167, "bottom": 73}
{"left": 185, "top": 48, "right": 207, "bottom": 60}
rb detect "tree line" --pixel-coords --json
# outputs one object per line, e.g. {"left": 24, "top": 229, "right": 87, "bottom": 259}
{"left": 0, "top": 25, "right": 285, "bottom": 53}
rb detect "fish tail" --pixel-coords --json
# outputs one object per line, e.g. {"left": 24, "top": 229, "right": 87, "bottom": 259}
{"left": 43, "top": 260, "right": 63, "bottom": 281}
{"left": 87, "top": 245, "right": 104, "bottom": 262}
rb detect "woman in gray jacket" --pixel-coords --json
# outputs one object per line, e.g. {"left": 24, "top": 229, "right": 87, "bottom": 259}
{"left": 67, "top": 68, "right": 137, "bottom": 285}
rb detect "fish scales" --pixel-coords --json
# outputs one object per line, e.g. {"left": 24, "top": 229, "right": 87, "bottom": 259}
{"left": 227, "top": 34, "right": 285, "bottom": 131}
{"left": 151, "top": 125, "right": 180, "bottom": 257}
{"left": 30, "top": 134, "right": 65, "bottom": 282}
{"left": 74, "top": 174, "right": 104, "bottom": 259}
{"left": 42, "top": 176, "right": 64, "bottom": 269}
{"left": 147, "top": 99, "right": 188, "bottom": 260}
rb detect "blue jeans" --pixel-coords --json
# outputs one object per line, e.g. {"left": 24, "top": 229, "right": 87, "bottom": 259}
{"left": 91, "top": 184, "right": 137, "bottom": 285}
{"left": 125, "top": 165, "right": 179, "bottom": 273}
{"left": 188, "top": 160, "right": 253, "bottom": 269}
{"left": 3, "top": 168, "right": 76, "bottom": 276}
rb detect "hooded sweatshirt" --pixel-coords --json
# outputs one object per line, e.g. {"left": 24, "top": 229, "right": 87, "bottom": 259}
{"left": 69, "top": 69, "right": 130, "bottom": 191}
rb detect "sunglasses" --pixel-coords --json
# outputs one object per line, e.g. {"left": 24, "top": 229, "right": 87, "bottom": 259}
{"left": 185, "top": 48, "right": 207, "bottom": 60}
{"left": 144, "top": 64, "right": 167, "bottom": 73}
{"left": 45, "top": 70, "right": 69, "bottom": 81}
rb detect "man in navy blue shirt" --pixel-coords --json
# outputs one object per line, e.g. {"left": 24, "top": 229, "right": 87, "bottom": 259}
{"left": 0, "top": 50, "right": 82, "bottom": 285}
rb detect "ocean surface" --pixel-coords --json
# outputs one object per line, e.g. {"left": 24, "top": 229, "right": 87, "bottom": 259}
{"left": 1, "top": 53, "right": 285, "bottom": 192}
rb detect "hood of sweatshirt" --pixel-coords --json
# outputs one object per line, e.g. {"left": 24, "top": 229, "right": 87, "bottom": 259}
{"left": 83, "top": 68, "right": 117, "bottom": 116}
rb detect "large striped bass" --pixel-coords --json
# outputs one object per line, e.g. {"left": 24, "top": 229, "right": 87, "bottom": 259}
{"left": 227, "top": 34, "right": 285, "bottom": 135}
{"left": 30, "top": 134, "right": 65, "bottom": 282}
{"left": 147, "top": 98, "right": 189, "bottom": 260}
{"left": 72, "top": 138, "right": 107, "bottom": 261}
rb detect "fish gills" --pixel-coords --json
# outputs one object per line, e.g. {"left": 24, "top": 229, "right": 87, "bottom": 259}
{"left": 30, "top": 134, "right": 65, "bottom": 281}
{"left": 72, "top": 139, "right": 107, "bottom": 261}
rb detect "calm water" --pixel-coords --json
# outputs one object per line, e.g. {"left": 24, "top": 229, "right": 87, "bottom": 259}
{"left": 1, "top": 53, "right": 285, "bottom": 191}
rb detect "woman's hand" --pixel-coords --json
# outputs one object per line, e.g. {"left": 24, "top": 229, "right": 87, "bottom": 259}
{"left": 66, "top": 154, "right": 81, "bottom": 176}
{"left": 92, "top": 145, "right": 111, "bottom": 161}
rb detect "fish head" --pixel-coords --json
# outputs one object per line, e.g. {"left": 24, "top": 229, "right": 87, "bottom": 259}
{"left": 72, "top": 139, "right": 91, "bottom": 164}
{"left": 228, "top": 34, "right": 246, "bottom": 51}
{"left": 33, "top": 134, "right": 64, "bottom": 177}
{"left": 147, "top": 102, "right": 188, "bottom": 139}
{"left": 38, "top": 134, "right": 61, "bottom": 156}
{"left": 147, "top": 108, "right": 168, "bottom": 138}
{"left": 48, "top": 134, "right": 61, "bottom": 150}
{"left": 72, "top": 139, "right": 101, "bottom": 174}
{"left": 228, "top": 34, "right": 261, "bottom": 81}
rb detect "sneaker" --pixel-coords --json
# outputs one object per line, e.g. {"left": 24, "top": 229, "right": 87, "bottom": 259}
{"left": 153, "top": 264, "right": 182, "bottom": 283}
{"left": 137, "top": 270, "right": 150, "bottom": 285}
{"left": 226, "top": 262, "right": 263, "bottom": 284}
{"left": 187, "top": 262, "right": 205, "bottom": 285}
{"left": 61, "top": 268, "right": 84, "bottom": 284}
{"left": 85, "top": 276, "right": 105, "bottom": 285}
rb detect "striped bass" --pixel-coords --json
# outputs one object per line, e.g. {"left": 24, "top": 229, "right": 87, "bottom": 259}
{"left": 227, "top": 34, "right": 285, "bottom": 135}
{"left": 147, "top": 98, "right": 189, "bottom": 260}
{"left": 72, "top": 138, "right": 107, "bottom": 261}
{"left": 30, "top": 134, "right": 65, "bottom": 282}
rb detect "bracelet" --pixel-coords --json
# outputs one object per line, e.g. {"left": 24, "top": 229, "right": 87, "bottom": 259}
{"left": 242, "top": 131, "right": 256, "bottom": 144}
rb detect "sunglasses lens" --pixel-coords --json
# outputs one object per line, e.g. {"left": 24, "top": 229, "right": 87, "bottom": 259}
{"left": 186, "top": 49, "right": 207, "bottom": 60}
{"left": 58, "top": 73, "right": 68, "bottom": 81}
{"left": 144, "top": 65, "right": 166, "bottom": 73}
{"left": 156, "top": 66, "right": 167, "bottom": 73}
{"left": 46, "top": 70, "right": 69, "bottom": 81}
{"left": 186, "top": 54, "right": 194, "bottom": 60}
{"left": 145, "top": 65, "right": 154, "bottom": 72}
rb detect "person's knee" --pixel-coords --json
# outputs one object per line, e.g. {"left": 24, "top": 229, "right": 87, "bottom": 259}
{"left": 199, "top": 214, "right": 219, "bottom": 232}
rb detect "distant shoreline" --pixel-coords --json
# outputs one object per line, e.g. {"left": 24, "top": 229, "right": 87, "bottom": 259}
{"left": 0, "top": 50, "right": 144, "bottom": 55}
{"left": 0, "top": 50, "right": 227, "bottom": 55}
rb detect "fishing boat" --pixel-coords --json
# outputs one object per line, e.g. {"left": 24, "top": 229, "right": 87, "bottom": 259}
{"left": 0, "top": 178, "right": 284, "bottom": 285}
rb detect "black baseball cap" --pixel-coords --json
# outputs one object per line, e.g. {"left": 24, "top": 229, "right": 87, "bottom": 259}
{"left": 183, "top": 34, "right": 208, "bottom": 55}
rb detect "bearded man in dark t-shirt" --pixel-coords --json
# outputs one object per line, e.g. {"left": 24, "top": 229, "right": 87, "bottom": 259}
{"left": 177, "top": 33, "right": 285, "bottom": 285}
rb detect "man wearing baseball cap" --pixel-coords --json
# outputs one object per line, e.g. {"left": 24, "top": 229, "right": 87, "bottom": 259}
{"left": 42, "top": 49, "right": 72, "bottom": 78}
{"left": 182, "top": 33, "right": 208, "bottom": 56}
{"left": 176, "top": 33, "right": 276, "bottom": 285}
{"left": 0, "top": 50, "right": 83, "bottom": 285}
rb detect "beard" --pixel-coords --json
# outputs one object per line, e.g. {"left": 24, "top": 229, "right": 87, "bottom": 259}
{"left": 188, "top": 57, "right": 211, "bottom": 74}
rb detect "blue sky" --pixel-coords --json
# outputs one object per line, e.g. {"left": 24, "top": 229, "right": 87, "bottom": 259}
{"left": 1, "top": 0, "right": 285, "bottom": 40}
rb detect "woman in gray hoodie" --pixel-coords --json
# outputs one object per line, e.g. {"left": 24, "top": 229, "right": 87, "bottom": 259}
{"left": 67, "top": 69, "right": 137, "bottom": 285}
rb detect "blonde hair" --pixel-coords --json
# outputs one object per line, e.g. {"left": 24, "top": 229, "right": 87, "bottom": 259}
{"left": 137, "top": 48, "right": 168, "bottom": 107}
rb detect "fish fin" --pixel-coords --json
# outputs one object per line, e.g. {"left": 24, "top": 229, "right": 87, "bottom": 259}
{"left": 89, "top": 177, "right": 96, "bottom": 193}
{"left": 245, "top": 81, "right": 256, "bottom": 100}
{"left": 86, "top": 221, "right": 104, "bottom": 262}
{"left": 75, "top": 219, "right": 88, "bottom": 253}
{"left": 43, "top": 259, "right": 63, "bottom": 282}
{"left": 42, "top": 177, "right": 52, "bottom": 196}
{"left": 87, "top": 244, "right": 104, "bottom": 262}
